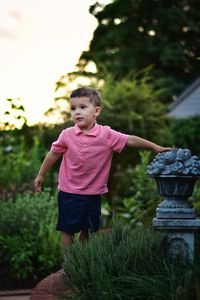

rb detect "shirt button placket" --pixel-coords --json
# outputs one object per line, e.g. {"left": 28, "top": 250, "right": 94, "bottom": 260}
{"left": 83, "top": 135, "right": 87, "bottom": 152}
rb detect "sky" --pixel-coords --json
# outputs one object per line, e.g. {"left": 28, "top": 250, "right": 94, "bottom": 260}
{"left": 0, "top": 0, "right": 110, "bottom": 125}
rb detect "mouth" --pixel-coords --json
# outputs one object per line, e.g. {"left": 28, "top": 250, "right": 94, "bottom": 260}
{"left": 76, "top": 117, "right": 84, "bottom": 122}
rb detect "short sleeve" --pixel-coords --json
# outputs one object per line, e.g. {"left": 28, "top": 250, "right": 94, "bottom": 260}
{"left": 50, "top": 130, "right": 68, "bottom": 153}
{"left": 106, "top": 126, "right": 128, "bottom": 153}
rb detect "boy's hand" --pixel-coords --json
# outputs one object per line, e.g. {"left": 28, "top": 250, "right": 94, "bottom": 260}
{"left": 155, "top": 146, "right": 174, "bottom": 153}
{"left": 33, "top": 151, "right": 61, "bottom": 192}
{"left": 34, "top": 175, "right": 44, "bottom": 192}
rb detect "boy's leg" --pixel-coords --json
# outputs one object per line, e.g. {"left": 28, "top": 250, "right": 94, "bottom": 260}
{"left": 79, "top": 196, "right": 101, "bottom": 242}
{"left": 61, "top": 231, "right": 74, "bottom": 248}
{"left": 85, "top": 196, "right": 101, "bottom": 235}
{"left": 79, "top": 229, "right": 89, "bottom": 241}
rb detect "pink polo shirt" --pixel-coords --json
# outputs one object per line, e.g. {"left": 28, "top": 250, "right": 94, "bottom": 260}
{"left": 51, "top": 123, "right": 128, "bottom": 195}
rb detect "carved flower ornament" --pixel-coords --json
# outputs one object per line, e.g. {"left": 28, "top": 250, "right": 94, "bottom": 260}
{"left": 147, "top": 148, "right": 200, "bottom": 176}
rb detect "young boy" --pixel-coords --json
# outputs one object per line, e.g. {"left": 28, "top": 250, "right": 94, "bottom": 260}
{"left": 34, "top": 87, "right": 171, "bottom": 247}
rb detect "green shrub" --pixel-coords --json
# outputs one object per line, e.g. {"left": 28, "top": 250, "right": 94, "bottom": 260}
{"left": 0, "top": 191, "right": 62, "bottom": 289}
{"left": 114, "top": 151, "right": 160, "bottom": 225}
{"left": 190, "top": 180, "right": 200, "bottom": 216}
{"left": 0, "top": 134, "right": 44, "bottom": 198}
{"left": 170, "top": 117, "right": 200, "bottom": 155}
{"left": 0, "top": 128, "right": 61, "bottom": 199}
{"left": 63, "top": 223, "right": 192, "bottom": 300}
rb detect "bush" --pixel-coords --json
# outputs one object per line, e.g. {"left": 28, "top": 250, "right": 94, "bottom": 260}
{"left": 190, "top": 180, "right": 200, "bottom": 216}
{"left": 170, "top": 117, "right": 200, "bottom": 156}
{"left": 0, "top": 134, "right": 44, "bottom": 199}
{"left": 0, "top": 191, "right": 62, "bottom": 289}
{"left": 113, "top": 151, "right": 160, "bottom": 226}
{"left": 0, "top": 126, "right": 62, "bottom": 199}
{"left": 63, "top": 223, "right": 193, "bottom": 300}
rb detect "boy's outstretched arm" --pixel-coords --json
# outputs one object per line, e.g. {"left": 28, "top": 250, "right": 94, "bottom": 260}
{"left": 34, "top": 151, "right": 62, "bottom": 192}
{"left": 127, "top": 135, "right": 172, "bottom": 153}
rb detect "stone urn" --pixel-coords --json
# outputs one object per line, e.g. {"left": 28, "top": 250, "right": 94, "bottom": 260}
{"left": 147, "top": 148, "right": 200, "bottom": 220}
{"left": 147, "top": 148, "right": 200, "bottom": 263}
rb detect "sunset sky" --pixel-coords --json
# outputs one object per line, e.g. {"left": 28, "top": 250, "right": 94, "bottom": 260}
{"left": 0, "top": 0, "right": 110, "bottom": 125}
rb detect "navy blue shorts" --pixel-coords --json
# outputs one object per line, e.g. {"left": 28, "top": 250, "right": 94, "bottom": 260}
{"left": 56, "top": 191, "right": 101, "bottom": 234}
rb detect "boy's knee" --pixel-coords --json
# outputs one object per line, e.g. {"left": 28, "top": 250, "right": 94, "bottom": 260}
{"left": 61, "top": 231, "right": 74, "bottom": 247}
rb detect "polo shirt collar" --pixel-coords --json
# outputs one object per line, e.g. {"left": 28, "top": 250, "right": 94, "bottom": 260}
{"left": 74, "top": 122, "right": 99, "bottom": 136}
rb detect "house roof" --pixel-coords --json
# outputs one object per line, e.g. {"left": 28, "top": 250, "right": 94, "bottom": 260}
{"left": 169, "top": 77, "right": 200, "bottom": 119}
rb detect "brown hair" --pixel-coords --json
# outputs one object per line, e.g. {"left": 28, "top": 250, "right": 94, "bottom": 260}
{"left": 70, "top": 87, "right": 102, "bottom": 107}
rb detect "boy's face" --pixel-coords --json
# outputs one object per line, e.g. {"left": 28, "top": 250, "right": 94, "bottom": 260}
{"left": 70, "top": 96, "right": 101, "bottom": 132}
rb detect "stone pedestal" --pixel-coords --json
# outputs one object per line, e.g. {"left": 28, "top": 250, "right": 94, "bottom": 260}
{"left": 151, "top": 175, "right": 200, "bottom": 263}
{"left": 153, "top": 218, "right": 200, "bottom": 263}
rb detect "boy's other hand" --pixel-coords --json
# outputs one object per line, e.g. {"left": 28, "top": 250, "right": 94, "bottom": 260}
{"left": 34, "top": 175, "right": 44, "bottom": 192}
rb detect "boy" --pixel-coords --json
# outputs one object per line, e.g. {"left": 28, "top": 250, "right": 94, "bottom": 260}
{"left": 34, "top": 87, "right": 171, "bottom": 247}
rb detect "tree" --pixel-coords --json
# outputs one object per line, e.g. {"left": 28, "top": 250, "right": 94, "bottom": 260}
{"left": 0, "top": 98, "right": 27, "bottom": 130}
{"left": 99, "top": 70, "right": 171, "bottom": 141}
{"left": 77, "top": 0, "right": 200, "bottom": 102}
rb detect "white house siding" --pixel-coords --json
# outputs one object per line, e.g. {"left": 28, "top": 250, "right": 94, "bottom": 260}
{"left": 169, "top": 85, "right": 200, "bottom": 119}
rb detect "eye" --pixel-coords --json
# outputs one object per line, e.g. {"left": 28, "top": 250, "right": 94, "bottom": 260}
{"left": 71, "top": 106, "right": 75, "bottom": 111}
{"left": 81, "top": 105, "right": 87, "bottom": 109}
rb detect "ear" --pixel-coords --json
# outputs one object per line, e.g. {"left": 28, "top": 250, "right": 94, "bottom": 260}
{"left": 95, "top": 106, "right": 101, "bottom": 117}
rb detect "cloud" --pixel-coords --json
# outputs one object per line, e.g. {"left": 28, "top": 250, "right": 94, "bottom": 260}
{"left": 0, "top": 9, "right": 23, "bottom": 39}
{"left": 9, "top": 9, "right": 23, "bottom": 22}
{"left": 0, "top": 27, "right": 18, "bottom": 39}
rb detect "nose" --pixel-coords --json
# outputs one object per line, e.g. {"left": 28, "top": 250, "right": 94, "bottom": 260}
{"left": 71, "top": 107, "right": 80, "bottom": 115}
{"left": 75, "top": 108, "right": 81, "bottom": 115}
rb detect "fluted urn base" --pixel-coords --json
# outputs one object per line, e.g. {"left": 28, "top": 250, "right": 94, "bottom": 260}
{"left": 154, "top": 175, "right": 197, "bottom": 219}
{"left": 156, "top": 198, "right": 196, "bottom": 219}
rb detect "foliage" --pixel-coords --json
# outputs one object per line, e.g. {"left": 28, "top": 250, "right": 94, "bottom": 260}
{"left": 170, "top": 117, "right": 200, "bottom": 156}
{"left": 0, "top": 98, "right": 27, "bottom": 130}
{"left": 0, "top": 133, "right": 43, "bottom": 198}
{"left": 77, "top": 0, "right": 200, "bottom": 102}
{"left": 63, "top": 222, "right": 193, "bottom": 300}
{"left": 99, "top": 71, "right": 171, "bottom": 141}
{"left": 0, "top": 96, "right": 68, "bottom": 199}
{"left": 190, "top": 180, "right": 200, "bottom": 217}
{"left": 114, "top": 151, "right": 160, "bottom": 226}
{"left": 169, "top": 116, "right": 200, "bottom": 216}
{"left": 0, "top": 126, "right": 62, "bottom": 199}
{"left": 0, "top": 191, "right": 62, "bottom": 289}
